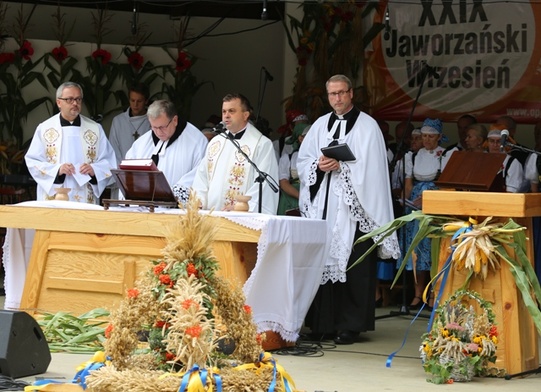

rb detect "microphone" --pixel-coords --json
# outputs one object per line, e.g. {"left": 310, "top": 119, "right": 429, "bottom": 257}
{"left": 262, "top": 66, "right": 274, "bottom": 81}
{"left": 131, "top": 2, "right": 137, "bottom": 35}
{"left": 383, "top": 6, "right": 390, "bottom": 40}
{"left": 261, "top": 0, "right": 268, "bottom": 20}
{"left": 500, "top": 129, "right": 509, "bottom": 151}
{"left": 212, "top": 121, "right": 227, "bottom": 133}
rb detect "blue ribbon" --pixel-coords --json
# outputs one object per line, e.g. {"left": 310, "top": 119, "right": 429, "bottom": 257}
{"left": 258, "top": 352, "right": 292, "bottom": 392}
{"left": 72, "top": 362, "right": 105, "bottom": 389}
{"left": 427, "top": 225, "right": 472, "bottom": 331}
{"left": 257, "top": 353, "right": 278, "bottom": 392}
{"left": 385, "top": 308, "right": 424, "bottom": 368}
{"left": 386, "top": 224, "right": 471, "bottom": 367}
{"left": 179, "top": 364, "right": 200, "bottom": 392}
{"left": 214, "top": 372, "right": 223, "bottom": 391}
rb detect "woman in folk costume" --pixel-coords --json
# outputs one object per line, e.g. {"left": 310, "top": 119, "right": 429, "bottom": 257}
{"left": 487, "top": 126, "right": 527, "bottom": 193}
{"left": 25, "top": 82, "right": 116, "bottom": 204}
{"left": 403, "top": 118, "right": 456, "bottom": 309}
{"left": 277, "top": 123, "right": 311, "bottom": 215}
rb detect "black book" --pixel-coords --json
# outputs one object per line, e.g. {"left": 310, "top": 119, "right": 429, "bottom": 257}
{"left": 320, "top": 143, "right": 356, "bottom": 161}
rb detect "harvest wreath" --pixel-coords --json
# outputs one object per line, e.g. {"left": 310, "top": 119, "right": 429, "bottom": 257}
{"left": 25, "top": 193, "right": 298, "bottom": 392}
{"left": 420, "top": 289, "right": 498, "bottom": 384}
{"left": 352, "top": 211, "right": 541, "bottom": 335}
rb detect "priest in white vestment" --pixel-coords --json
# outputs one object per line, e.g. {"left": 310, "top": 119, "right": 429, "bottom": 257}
{"left": 125, "top": 100, "right": 207, "bottom": 204}
{"left": 109, "top": 83, "right": 151, "bottom": 166}
{"left": 25, "top": 82, "right": 116, "bottom": 204}
{"left": 109, "top": 84, "right": 151, "bottom": 199}
{"left": 297, "top": 75, "right": 400, "bottom": 344}
{"left": 192, "top": 93, "right": 279, "bottom": 214}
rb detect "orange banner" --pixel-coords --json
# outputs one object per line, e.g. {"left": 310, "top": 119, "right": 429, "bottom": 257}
{"left": 366, "top": 0, "right": 541, "bottom": 124}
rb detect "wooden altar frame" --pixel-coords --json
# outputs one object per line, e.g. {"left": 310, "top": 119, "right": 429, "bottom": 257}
{"left": 0, "top": 205, "right": 258, "bottom": 316}
{"left": 423, "top": 190, "right": 541, "bottom": 375}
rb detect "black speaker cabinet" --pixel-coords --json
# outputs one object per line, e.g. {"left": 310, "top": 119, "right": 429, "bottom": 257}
{"left": 0, "top": 310, "right": 51, "bottom": 378}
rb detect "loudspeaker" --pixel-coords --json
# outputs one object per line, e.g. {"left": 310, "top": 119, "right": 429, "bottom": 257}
{"left": 0, "top": 310, "right": 51, "bottom": 378}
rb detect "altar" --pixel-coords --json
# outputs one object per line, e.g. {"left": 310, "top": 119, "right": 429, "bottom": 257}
{"left": 0, "top": 201, "right": 328, "bottom": 344}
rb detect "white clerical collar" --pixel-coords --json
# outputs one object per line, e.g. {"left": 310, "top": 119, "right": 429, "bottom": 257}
{"left": 152, "top": 139, "right": 169, "bottom": 156}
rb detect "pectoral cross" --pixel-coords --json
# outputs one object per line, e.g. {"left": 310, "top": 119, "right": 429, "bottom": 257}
{"left": 133, "top": 131, "right": 140, "bottom": 140}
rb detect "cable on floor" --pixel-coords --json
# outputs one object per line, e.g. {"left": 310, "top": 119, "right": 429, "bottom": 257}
{"left": 0, "top": 374, "right": 29, "bottom": 391}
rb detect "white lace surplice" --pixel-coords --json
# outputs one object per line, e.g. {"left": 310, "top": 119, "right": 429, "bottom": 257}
{"left": 297, "top": 111, "right": 400, "bottom": 284}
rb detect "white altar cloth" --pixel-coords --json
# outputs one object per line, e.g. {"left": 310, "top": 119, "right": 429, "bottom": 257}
{"left": 1, "top": 201, "right": 327, "bottom": 342}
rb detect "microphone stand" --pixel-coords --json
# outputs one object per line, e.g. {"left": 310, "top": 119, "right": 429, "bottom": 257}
{"left": 376, "top": 62, "right": 435, "bottom": 320}
{"left": 502, "top": 139, "right": 540, "bottom": 156}
{"left": 255, "top": 67, "right": 272, "bottom": 127}
{"left": 217, "top": 132, "right": 279, "bottom": 213}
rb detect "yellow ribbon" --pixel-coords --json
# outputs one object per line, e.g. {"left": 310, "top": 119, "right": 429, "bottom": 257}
{"left": 159, "top": 365, "right": 222, "bottom": 392}
{"left": 234, "top": 352, "right": 296, "bottom": 391}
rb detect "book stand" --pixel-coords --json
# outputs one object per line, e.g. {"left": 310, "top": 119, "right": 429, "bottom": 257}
{"left": 435, "top": 151, "right": 506, "bottom": 191}
{"left": 103, "top": 169, "right": 178, "bottom": 212}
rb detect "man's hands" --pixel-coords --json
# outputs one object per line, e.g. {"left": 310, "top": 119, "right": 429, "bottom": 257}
{"left": 318, "top": 155, "right": 340, "bottom": 172}
{"left": 79, "top": 163, "right": 95, "bottom": 177}
{"left": 59, "top": 163, "right": 95, "bottom": 177}
{"left": 59, "top": 163, "right": 76, "bottom": 176}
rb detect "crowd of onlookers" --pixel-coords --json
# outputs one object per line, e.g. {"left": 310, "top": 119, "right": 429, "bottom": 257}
{"left": 372, "top": 114, "right": 541, "bottom": 309}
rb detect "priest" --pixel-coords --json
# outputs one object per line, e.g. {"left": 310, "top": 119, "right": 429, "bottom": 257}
{"left": 25, "top": 81, "right": 116, "bottom": 204}
{"left": 109, "top": 83, "right": 151, "bottom": 198}
{"left": 192, "top": 93, "right": 279, "bottom": 214}
{"left": 297, "top": 74, "right": 400, "bottom": 344}
{"left": 125, "top": 99, "right": 207, "bottom": 204}
{"left": 109, "top": 83, "right": 151, "bottom": 165}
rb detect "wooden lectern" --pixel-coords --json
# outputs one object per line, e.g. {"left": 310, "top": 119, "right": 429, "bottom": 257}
{"left": 435, "top": 151, "right": 505, "bottom": 191}
{"left": 103, "top": 169, "right": 178, "bottom": 211}
{"left": 423, "top": 190, "right": 541, "bottom": 375}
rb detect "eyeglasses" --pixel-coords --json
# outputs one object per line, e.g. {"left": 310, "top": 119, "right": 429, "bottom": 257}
{"left": 58, "top": 97, "right": 83, "bottom": 104}
{"left": 327, "top": 89, "right": 351, "bottom": 98}
{"left": 151, "top": 118, "right": 173, "bottom": 132}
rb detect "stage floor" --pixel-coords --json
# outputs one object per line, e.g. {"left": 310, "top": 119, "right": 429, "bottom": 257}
{"left": 2, "top": 295, "right": 541, "bottom": 391}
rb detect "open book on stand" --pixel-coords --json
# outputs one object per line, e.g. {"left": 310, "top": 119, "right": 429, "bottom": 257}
{"left": 119, "top": 159, "right": 158, "bottom": 171}
{"left": 103, "top": 159, "right": 177, "bottom": 211}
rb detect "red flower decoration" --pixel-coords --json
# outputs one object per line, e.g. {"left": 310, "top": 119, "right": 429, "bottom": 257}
{"left": 155, "top": 320, "right": 171, "bottom": 329}
{"left": 159, "top": 274, "right": 172, "bottom": 286}
{"left": 185, "top": 325, "right": 202, "bottom": 338}
{"left": 128, "top": 52, "right": 144, "bottom": 69}
{"left": 186, "top": 263, "right": 198, "bottom": 277}
{"left": 175, "top": 52, "right": 192, "bottom": 72}
{"left": 52, "top": 46, "right": 68, "bottom": 63}
{"left": 153, "top": 262, "right": 166, "bottom": 276}
{"left": 295, "top": 45, "right": 313, "bottom": 66}
{"left": 19, "top": 40, "right": 34, "bottom": 60}
{"left": 92, "top": 48, "right": 112, "bottom": 65}
{"left": 104, "top": 324, "right": 113, "bottom": 338}
{"left": 243, "top": 304, "right": 252, "bottom": 314}
{"left": 127, "top": 288, "right": 139, "bottom": 298}
{"left": 165, "top": 352, "right": 175, "bottom": 361}
{"left": 181, "top": 298, "right": 198, "bottom": 310}
{"left": 0, "top": 52, "right": 15, "bottom": 64}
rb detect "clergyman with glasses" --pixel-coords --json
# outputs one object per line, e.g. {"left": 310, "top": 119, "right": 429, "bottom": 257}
{"left": 124, "top": 99, "right": 208, "bottom": 205}
{"left": 25, "top": 81, "right": 117, "bottom": 204}
{"left": 297, "top": 74, "right": 400, "bottom": 344}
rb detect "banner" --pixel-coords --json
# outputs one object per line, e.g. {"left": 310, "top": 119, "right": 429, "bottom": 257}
{"left": 366, "top": 0, "right": 541, "bottom": 124}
